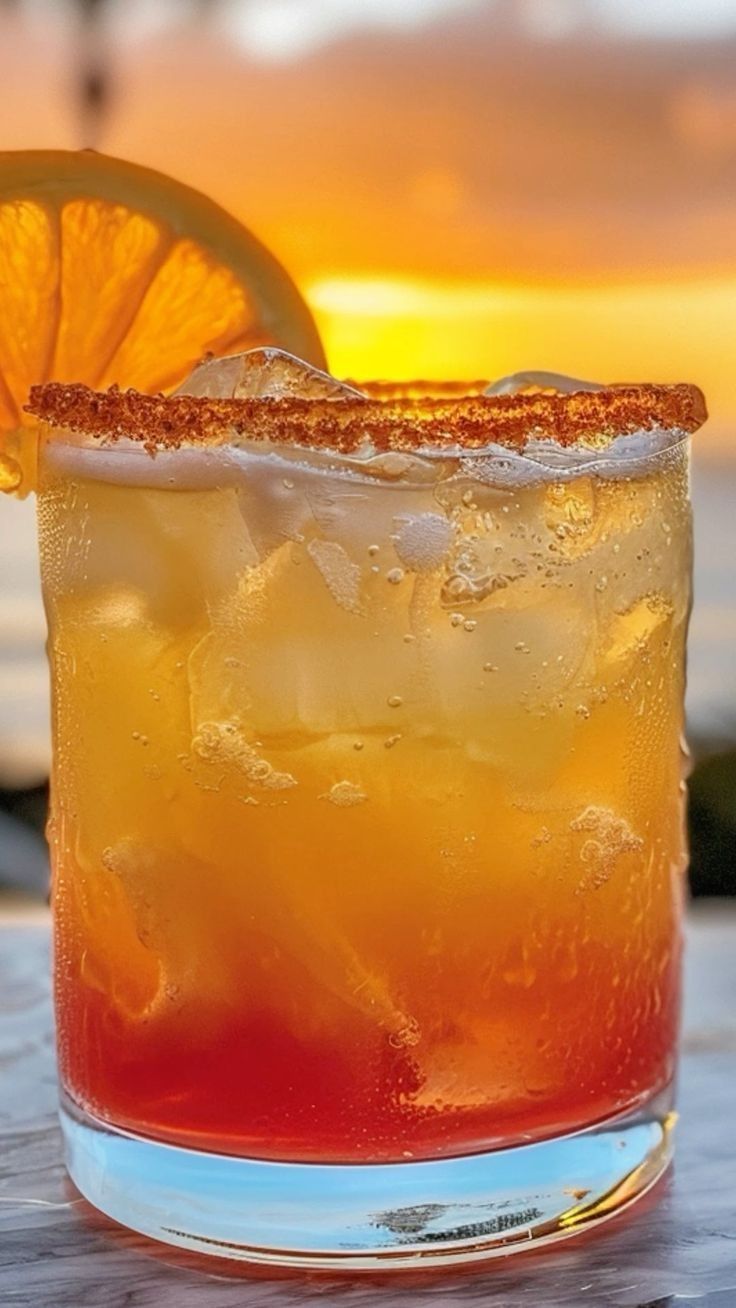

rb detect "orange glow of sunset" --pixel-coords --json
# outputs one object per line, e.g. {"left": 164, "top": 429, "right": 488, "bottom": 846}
{"left": 308, "top": 272, "right": 735, "bottom": 441}
{"left": 2, "top": 4, "right": 736, "bottom": 455}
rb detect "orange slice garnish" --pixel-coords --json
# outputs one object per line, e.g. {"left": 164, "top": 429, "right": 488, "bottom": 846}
{"left": 0, "top": 149, "right": 325, "bottom": 493}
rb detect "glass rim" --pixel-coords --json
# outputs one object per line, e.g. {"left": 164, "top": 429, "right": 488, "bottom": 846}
{"left": 26, "top": 379, "right": 706, "bottom": 459}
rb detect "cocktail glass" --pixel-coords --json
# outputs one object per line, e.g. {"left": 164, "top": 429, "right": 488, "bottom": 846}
{"left": 28, "top": 355, "right": 705, "bottom": 1268}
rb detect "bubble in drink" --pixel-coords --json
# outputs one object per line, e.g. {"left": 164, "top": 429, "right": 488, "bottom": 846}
{"left": 570, "top": 807, "right": 643, "bottom": 892}
{"left": 192, "top": 721, "right": 296, "bottom": 790}
{"left": 393, "top": 512, "right": 453, "bottom": 572}
{"left": 320, "top": 781, "right": 368, "bottom": 807}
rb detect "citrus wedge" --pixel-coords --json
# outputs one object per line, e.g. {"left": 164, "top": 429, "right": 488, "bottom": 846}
{"left": 0, "top": 149, "right": 325, "bottom": 493}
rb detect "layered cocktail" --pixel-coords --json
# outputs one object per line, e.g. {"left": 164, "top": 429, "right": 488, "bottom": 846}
{"left": 28, "top": 354, "right": 705, "bottom": 1266}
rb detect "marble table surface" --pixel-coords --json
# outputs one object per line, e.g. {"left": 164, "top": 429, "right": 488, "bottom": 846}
{"left": 1, "top": 905, "right": 735, "bottom": 1308}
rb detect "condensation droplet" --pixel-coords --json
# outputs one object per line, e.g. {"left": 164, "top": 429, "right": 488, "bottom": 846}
{"left": 463, "top": 619, "right": 477, "bottom": 633}
{"left": 450, "top": 612, "right": 464, "bottom": 627}
{"left": 386, "top": 567, "right": 404, "bottom": 585}
{"left": 384, "top": 734, "right": 402, "bottom": 748}
{"left": 387, "top": 695, "right": 403, "bottom": 708}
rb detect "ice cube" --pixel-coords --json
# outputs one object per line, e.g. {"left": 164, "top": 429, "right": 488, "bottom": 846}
{"left": 175, "top": 352, "right": 252, "bottom": 398}
{"left": 602, "top": 595, "right": 673, "bottom": 669}
{"left": 485, "top": 371, "right": 603, "bottom": 397}
{"left": 176, "top": 347, "right": 364, "bottom": 400}
{"left": 410, "top": 1016, "right": 549, "bottom": 1111}
{"left": 298, "top": 913, "right": 418, "bottom": 1041}
{"left": 543, "top": 480, "right": 600, "bottom": 562}
{"left": 93, "top": 838, "right": 224, "bottom": 1017}
{"left": 237, "top": 477, "right": 311, "bottom": 563}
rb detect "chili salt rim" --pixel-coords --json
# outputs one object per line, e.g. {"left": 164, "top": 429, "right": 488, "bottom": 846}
{"left": 25, "top": 380, "right": 707, "bottom": 456}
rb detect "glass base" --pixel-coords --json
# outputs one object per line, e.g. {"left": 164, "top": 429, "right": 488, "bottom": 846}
{"left": 60, "top": 1087, "right": 675, "bottom": 1270}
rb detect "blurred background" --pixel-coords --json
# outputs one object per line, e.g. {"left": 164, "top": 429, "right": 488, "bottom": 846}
{"left": 0, "top": 0, "right": 733, "bottom": 903}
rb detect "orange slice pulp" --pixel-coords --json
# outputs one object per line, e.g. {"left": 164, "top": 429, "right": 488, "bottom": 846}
{"left": 0, "top": 149, "right": 325, "bottom": 495}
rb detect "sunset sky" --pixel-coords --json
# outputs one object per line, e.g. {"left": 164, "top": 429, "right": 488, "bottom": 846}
{"left": 1, "top": 0, "right": 735, "bottom": 448}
